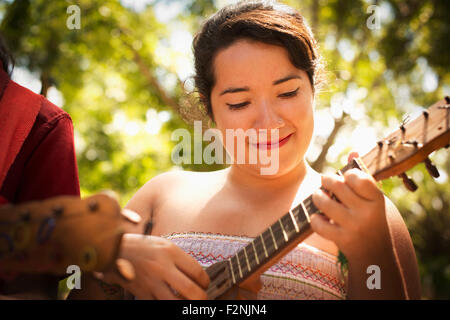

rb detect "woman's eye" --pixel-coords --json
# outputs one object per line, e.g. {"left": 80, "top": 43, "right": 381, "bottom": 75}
{"left": 278, "top": 88, "right": 299, "bottom": 98}
{"left": 227, "top": 102, "right": 250, "bottom": 110}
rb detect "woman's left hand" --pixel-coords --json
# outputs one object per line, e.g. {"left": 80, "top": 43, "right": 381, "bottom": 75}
{"left": 310, "top": 154, "right": 391, "bottom": 262}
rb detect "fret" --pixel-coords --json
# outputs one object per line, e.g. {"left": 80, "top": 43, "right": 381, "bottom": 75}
{"left": 262, "top": 229, "right": 275, "bottom": 254}
{"left": 253, "top": 235, "right": 265, "bottom": 263}
{"left": 291, "top": 203, "right": 307, "bottom": 227}
{"left": 228, "top": 259, "right": 236, "bottom": 284}
{"left": 281, "top": 212, "right": 295, "bottom": 236}
{"left": 288, "top": 209, "right": 299, "bottom": 232}
{"left": 235, "top": 253, "right": 243, "bottom": 279}
{"left": 304, "top": 196, "right": 319, "bottom": 215}
{"left": 247, "top": 241, "right": 259, "bottom": 269}
{"left": 271, "top": 218, "right": 286, "bottom": 249}
{"left": 243, "top": 246, "right": 251, "bottom": 272}
{"left": 251, "top": 239, "right": 260, "bottom": 265}
{"left": 291, "top": 204, "right": 301, "bottom": 220}
{"left": 238, "top": 250, "right": 248, "bottom": 277}
{"left": 233, "top": 254, "right": 243, "bottom": 281}
{"left": 278, "top": 219, "right": 289, "bottom": 242}
{"left": 268, "top": 226, "right": 278, "bottom": 250}
{"left": 260, "top": 233, "right": 269, "bottom": 258}
{"left": 300, "top": 200, "right": 310, "bottom": 223}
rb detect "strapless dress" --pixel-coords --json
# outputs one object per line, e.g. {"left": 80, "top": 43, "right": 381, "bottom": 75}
{"left": 163, "top": 232, "right": 346, "bottom": 300}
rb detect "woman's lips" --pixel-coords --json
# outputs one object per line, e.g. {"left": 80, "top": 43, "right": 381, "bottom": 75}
{"left": 250, "top": 133, "right": 294, "bottom": 150}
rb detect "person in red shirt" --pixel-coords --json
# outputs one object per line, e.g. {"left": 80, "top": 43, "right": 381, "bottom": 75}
{"left": 0, "top": 36, "right": 209, "bottom": 300}
{"left": 0, "top": 35, "right": 80, "bottom": 298}
{"left": 0, "top": 46, "right": 80, "bottom": 203}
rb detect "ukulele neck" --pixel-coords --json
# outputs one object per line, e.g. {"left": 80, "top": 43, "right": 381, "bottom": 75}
{"left": 206, "top": 159, "right": 365, "bottom": 299}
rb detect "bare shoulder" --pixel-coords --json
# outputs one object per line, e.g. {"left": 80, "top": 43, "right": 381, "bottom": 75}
{"left": 124, "top": 169, "right": 226, "bottom": 223}
{"left": 384, "top": 195, "right": 421, "bottom": 299}
{"left": 124, "top": 170, "right": 191, "bottom": 216}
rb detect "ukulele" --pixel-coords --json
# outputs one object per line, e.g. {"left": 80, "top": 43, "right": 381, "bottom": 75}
{"left": 205, "top": 97, "right": 450, "bottom": 299}
{"left": 0, "top": 193, "right": 142, "bottom": 282}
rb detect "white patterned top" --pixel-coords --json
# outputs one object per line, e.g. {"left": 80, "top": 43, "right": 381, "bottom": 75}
{"left": 164, "top": 232, "right": 347, "bottom": 300}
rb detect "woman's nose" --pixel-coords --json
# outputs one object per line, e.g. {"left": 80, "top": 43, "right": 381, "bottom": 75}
{"left": 253, "top": 100, "right": 284, "bottom": 130}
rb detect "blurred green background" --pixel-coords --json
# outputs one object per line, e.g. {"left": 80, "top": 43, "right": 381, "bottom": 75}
{"left": 0, "top": 0, "right": 448, "bottom": 299}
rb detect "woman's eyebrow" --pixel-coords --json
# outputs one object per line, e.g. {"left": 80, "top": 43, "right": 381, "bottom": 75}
{"left": 273, "top": 74, "right": 302, "bottom": 85}
{"left": 220, "top": 86, "right": 250, "bottom": 96}
{"left": 219, "top": 74, "right": 301, "bottom": 95}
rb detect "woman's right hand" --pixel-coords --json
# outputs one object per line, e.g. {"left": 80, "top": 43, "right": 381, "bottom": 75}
{"left": 95, "top": 233, "right": 210, "bottom": 300}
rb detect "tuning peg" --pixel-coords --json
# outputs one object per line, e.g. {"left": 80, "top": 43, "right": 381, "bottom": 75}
{"left": 398, "top": 172, "right": 418, "bottom": 192}
{"left": 401, "top": 140, "right": 422, "bottom": 148}
{"left": 388, "top": 154, "right": 396, "bottom": 162}
{"left": 424, "top": 157, "right": 440, "bottom": 178}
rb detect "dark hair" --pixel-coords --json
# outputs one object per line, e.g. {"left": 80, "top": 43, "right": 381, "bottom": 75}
{"left": 0, "top": 34, "right": 14, "bottom": 75}
{"left": 192, "top": 0, "right": 324, "bottom": 120}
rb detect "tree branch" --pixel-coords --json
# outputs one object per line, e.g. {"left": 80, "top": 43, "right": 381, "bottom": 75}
{"left": 118, "top": 28, "right": 181, "bottom": 114}
{"left": 311, "top": 114, "right": 348, "bottom": 172}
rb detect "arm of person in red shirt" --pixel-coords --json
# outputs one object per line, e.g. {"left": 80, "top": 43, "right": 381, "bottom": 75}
{"left": 0, "top": 112, "right": 81, "bottom": 299}
{"left": 14, "top": 113, "right": 80, "bottom": 203}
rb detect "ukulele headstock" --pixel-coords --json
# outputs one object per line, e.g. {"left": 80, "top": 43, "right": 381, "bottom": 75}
{"left": 360, "top": 97, "right": 450, "bottom": 190}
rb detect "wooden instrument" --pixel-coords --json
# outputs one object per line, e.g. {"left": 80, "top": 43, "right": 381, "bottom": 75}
{"left": 0, "top": 193, "right": 141, "bottom": 282}
{"left": 205, "top": 97, "right": 450, "bottom": 299}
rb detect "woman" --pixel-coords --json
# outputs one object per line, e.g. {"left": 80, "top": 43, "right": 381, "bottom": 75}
{"left": 104, "top": 0, "right": 420, "bottom": 300}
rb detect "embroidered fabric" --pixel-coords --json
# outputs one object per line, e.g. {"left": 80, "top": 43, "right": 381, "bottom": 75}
{"left": 164, "top": 232, "right": 347, "bottom": 300}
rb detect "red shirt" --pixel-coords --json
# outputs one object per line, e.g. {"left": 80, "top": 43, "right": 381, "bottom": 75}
{"left": 0, "top": 72, "right": 80, "bottom": 203}
{"left": 0, "top": 68, "right": 80, "bottom": 297}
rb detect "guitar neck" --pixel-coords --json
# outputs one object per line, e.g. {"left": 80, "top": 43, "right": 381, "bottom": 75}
{"left": 221, "top": 160, "right": 359, "bottom": 291}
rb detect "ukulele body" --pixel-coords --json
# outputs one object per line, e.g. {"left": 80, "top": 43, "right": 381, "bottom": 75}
{"left": 0, "top": 194, "right": 139, "bottom": 278}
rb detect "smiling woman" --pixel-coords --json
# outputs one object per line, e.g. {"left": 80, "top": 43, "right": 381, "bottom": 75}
{"left": 95, "top": 0, "right": 420, "bottom": 300}
{"left": 193, "top": 1, "right": 324, "bottom": 120}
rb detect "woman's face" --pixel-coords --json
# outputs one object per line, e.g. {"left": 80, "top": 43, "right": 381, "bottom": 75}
{"left": 210, "top": 39, "right": 315, "bottom": 177}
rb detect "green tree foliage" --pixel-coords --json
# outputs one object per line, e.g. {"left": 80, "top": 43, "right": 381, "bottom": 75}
{"left": 0, "top": 0, "right": 448, "bottom": 298}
